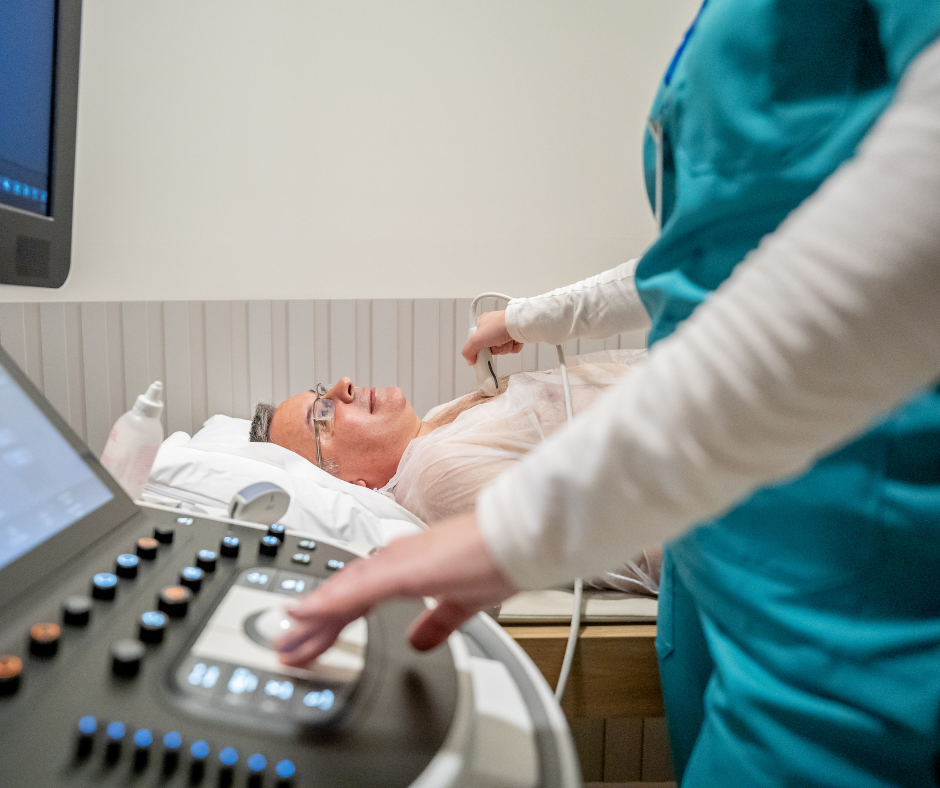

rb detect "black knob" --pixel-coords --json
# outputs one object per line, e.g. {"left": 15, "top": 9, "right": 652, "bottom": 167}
{"left": 29, "top": 622, "right": 61, "bottom": 657}
{"left": 195, "top": 550, "right": 217, "bottom": 573}
{"left": 62, "top": 595, "right": 92, "bottom": 627}
{"left": 179, "top": 566, "right": 204, "bottom": 593}
{"left": 220, "top": 536, "right": 240, "bottom": 558}
{"left": 153, "top": 526, "right": 175, "bottom": 544}
{"left": 0, "top": 655, "right": 22, "bottom": 696}
{"left": 92, "top": 572, "right": 118, "bottom": 601}
{"left": 158, "top": 586, "right": 193, "bottom": 619}
{"left": 136, "top": 537, "right": 159, "bottom": 560}
{"left": 115, "top": 553, "right": 139, "bottom": 579}
{"left": 133, "top": 729, "right": 153, "bottom": 770}
{"left": 267, "top": 523, "right": 286, "bottom": 542}
{"left": 105, "top": 721, "right": 125, "bottom": 763}
{"left": 138, "top": 611, "right": 168, "bottom": 644}
{"left": 76, "top": 716, "right": 96, "bottom": 758}
{"left": 111, "top": 640, "right": 145, "bottom": 677}
{"left": 258, "top": 536, "right": 280, "bottom": 557}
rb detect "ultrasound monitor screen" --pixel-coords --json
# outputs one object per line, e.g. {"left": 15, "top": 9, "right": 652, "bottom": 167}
{"left": 0, "top": 0, "right": 57, "bottom": 216}
{"left": 0, "top": 364, "right": 113, "bottom": 571}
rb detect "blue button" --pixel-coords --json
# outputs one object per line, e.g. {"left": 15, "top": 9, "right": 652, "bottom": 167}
{"left": 326, "top": 559, "right": 345, "bottom": 570}
{"left": 276, "top": 760, "right": 296, "bottom": 778}
{"left": 177, "top": 517, "right": 194, "bottom": 525}
{"left": 116, "top": 554, "right": 138, "bottom": 568}
{"left": 182, "top": 567, "right": 202, "bottom": 580}
{"left": 134, "top": 729, "right": 152, "bottom": 747}
{"left": 219, "top": 747, "right": 238, "bottom": 766}
{"left": 197, "top": 550, "right": 216, "bottom": 561}
{"left": 222, "top": 536, "right": 239, "bottom": 547}
{"left": 94, "top": 573, "right": 118, "bottom": 588}
{"left": 164, "top": 732, "right": 182, "bottom": 750}
{"left": 191, "top": 740, "right": 210, "bottom": 759}
{"left": 261, "top": 536, "right": 278, "bottom": 547}
{"left": 141, "top": 611, "right": 166, "bottom": 627}
{"left": 107, "top": 722, "right": 125, "bottom": 740}
{"left": 78, "top": 716, "right": 97, "bottom": 735}
{"left": 247, "top": 753, "right": 266, "bottom": 772}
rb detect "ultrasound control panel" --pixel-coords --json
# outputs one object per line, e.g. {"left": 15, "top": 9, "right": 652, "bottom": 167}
{"left": 0, "top": 510, "right": 458, "bottom": 788}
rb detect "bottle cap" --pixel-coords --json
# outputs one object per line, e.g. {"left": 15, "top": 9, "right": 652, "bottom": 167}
{"left": 134, "top": 381, "right": 164, "bottom": 418}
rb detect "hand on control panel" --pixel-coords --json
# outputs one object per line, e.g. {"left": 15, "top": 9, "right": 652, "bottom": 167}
{"left": 274, "top": 512, "right": 517, "bottom": 666}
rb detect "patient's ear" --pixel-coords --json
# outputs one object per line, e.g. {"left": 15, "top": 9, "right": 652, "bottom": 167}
{"left": 353, "top": 480, "right": 368, "bottom": 487}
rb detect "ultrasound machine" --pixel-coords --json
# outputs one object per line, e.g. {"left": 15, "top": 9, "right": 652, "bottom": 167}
{"left": 0, "top": 341, "right": 580, "bottom": 788}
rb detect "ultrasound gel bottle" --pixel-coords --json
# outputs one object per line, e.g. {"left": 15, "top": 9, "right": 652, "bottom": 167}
{"left": 100, "top": 381, "right": 164, "bottom": 500}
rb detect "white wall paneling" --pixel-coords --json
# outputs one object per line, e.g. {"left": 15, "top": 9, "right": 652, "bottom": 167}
{"left": 0, "top": 298, "right": 645, "bottom": 456}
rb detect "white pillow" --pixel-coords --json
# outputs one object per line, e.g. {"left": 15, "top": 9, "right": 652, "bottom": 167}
{"left": 147, "top": 415, "right": 425, "bottom": 548}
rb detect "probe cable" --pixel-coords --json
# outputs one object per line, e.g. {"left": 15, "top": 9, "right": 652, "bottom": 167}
{"left": 469, "top": 293, "right": 582, "bottom": 703}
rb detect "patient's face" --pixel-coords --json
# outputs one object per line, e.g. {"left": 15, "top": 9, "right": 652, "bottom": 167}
{"left": 269, "top": 378, "right": 422, "bottom": 489}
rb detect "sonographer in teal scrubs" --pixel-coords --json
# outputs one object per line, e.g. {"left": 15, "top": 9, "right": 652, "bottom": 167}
{"left": 638, "top": 2, "right": 940, "bottom": 785}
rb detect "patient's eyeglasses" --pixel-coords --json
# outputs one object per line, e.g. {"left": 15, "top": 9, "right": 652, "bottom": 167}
{"left": 309, "top": 384, "right": 335, "bottom": 470}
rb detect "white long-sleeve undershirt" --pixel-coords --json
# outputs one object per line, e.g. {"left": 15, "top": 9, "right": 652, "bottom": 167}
{"left": 504, "top": 259, "right": 650, "bottom": 346}
{"left": 477, "top": 37, "right": 940, "bottom": 592}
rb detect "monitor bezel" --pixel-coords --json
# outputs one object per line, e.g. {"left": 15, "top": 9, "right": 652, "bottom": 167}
{"left": 0, "top": 343, "right": 139, "bottom": 609}
{"left": 0, "top": 0, "right": 82, "bottom": 289}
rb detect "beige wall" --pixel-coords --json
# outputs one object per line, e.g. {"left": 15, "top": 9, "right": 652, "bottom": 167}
{"left": 1, "top": 0, "right": 701, "bottom": 303}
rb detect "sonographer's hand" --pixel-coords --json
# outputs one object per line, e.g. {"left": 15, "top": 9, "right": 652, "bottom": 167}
{"left": 275, "top": 513, "right": 517, "bottom": 664}
{"left": 462, "top": 310, "right": 523, "bottom": 365}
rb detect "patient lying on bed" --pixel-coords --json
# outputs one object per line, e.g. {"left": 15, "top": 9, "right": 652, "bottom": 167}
{"left": 250, "top": 349, "right": 660, "bottom": 596}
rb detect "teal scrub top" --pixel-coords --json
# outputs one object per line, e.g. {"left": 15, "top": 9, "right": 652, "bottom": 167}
{"left": 634, "top": 2, "right": 940, "bottom": 785}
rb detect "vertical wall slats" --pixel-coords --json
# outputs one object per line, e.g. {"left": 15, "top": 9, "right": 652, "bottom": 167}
{"left": 329, "top": 300, "right": 357, "bottom": 384}
{"left": 454, "top": 298, "right": 474, "bottom": 397}
{"left": 371, "top": 300, "right": 398, "bottom": 389}
{"left": 313, "top": 301, "right": 330, "bottom": 389}
{"left": 270, "top": 300, "right": 289, "bottom": 407}
{"left": 164, "top": 301, "right": 193, "bottom": 436}
{"left": 437, "top": 299, "right": 455, "bottom": 405}
{"left": 39, "top": 303, "right": 70, "bottom": 426}
{"left": 205, "top": 301, "right": 234, "bottom": 420}
{"left": 229, "top": 302, "right": 250, "bottom": 419}
{"left": 355, "top": 300, "right": 371, "bottom": 388}
{"left": 80, "top": 303, "right": 114, "bottom": 455}
{"left": 188, "top": 302, "right": 208, "bottom": 432}
{"left": 396, "top": 300, "right": 413, "bottom": 404}
{"left": 247, "top": 300, "right": 273, "bottom": 410}
{"left": 3, "top": 297, "right": 649, "bottom": 443}
{"left": 287, "top": 300, "right": 315, "bottom": 396}
{"left": 412, "top": 299, "right": 439, "bottom": 418}
{"left": 0, "top": 303, "right": 26, "bottom": 375}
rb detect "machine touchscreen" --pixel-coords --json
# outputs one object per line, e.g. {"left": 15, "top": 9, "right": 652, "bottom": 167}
{"left": 0, "top": 362, "right": 113, "bottom": 571}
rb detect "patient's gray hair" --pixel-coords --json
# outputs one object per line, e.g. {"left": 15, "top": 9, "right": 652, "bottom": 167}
{"left": 250, "top": 401, "right": 341, "bottom": 477}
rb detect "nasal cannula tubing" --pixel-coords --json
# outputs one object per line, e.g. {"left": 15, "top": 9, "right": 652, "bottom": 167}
{"left": 470, "top": 293, "right": 581, "bottom": 702}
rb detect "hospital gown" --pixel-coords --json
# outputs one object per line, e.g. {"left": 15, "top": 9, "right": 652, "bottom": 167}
{"left": 382, "top": 349, "right": 661, "bottom": 596}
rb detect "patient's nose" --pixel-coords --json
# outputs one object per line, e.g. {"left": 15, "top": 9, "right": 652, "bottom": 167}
{"left": 326, "top": 378, "right": 355, "bottom": 403}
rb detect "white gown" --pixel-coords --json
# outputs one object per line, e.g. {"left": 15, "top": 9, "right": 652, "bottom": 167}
{"left": 382, "top": 349, "right": 661, "bottom": 595}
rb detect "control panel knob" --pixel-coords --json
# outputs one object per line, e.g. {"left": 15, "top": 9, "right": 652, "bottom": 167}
{"left": 76, "top": 716, "right": 96, "bottom": 758}
{"left": 267, "top": 523, "right": 286, "bottom": 542}
{"left": 258, "top": 535, "right": 280, "bottom": 557}
{"left": 158, "top": 586, "right": 193, "bottom": 619}
{"left": 190, "top": 740, "right": 210, "bottom": 782}
{"left": 180, "top": 566, "right": 204, "bottom": 593}
{"left": 62, "top": 595, "right": 92, "bottom": 627}
{"left": 195, "top": 550, "right": 217, "bottom": 573}
{"left": 111, "top": 640, "right": 145, "bottom": 677}
{"left": 0, "top": 655, "right": 23, "bottom": 696}
{"left": 92, "top": 572, "right": 119, "bottom": 601}
{"left": 138, "top": 611, "right": 169, "bottom": 644}
{"left": 115, "top": 553, "right": 140, "bottom": 579}
{"left": 29, "top": 622, "right": 61, "bottom": 657}
{"left": 133, "top": 729, "right": 153, "bottom": 770}
{"left": 106, "top": 721, "right": 125, "bottom": 763}
{"left": 219, "top": 535, "right": 240, "bottom": 558}
{"left": 136, "top": 537, "right": 159, "bottom": 560}
{"left": 163, "top": 732, "right": 182, "bottom": 775}
{"left": 153, "top": 526, "right": 175, "bottom": 544}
